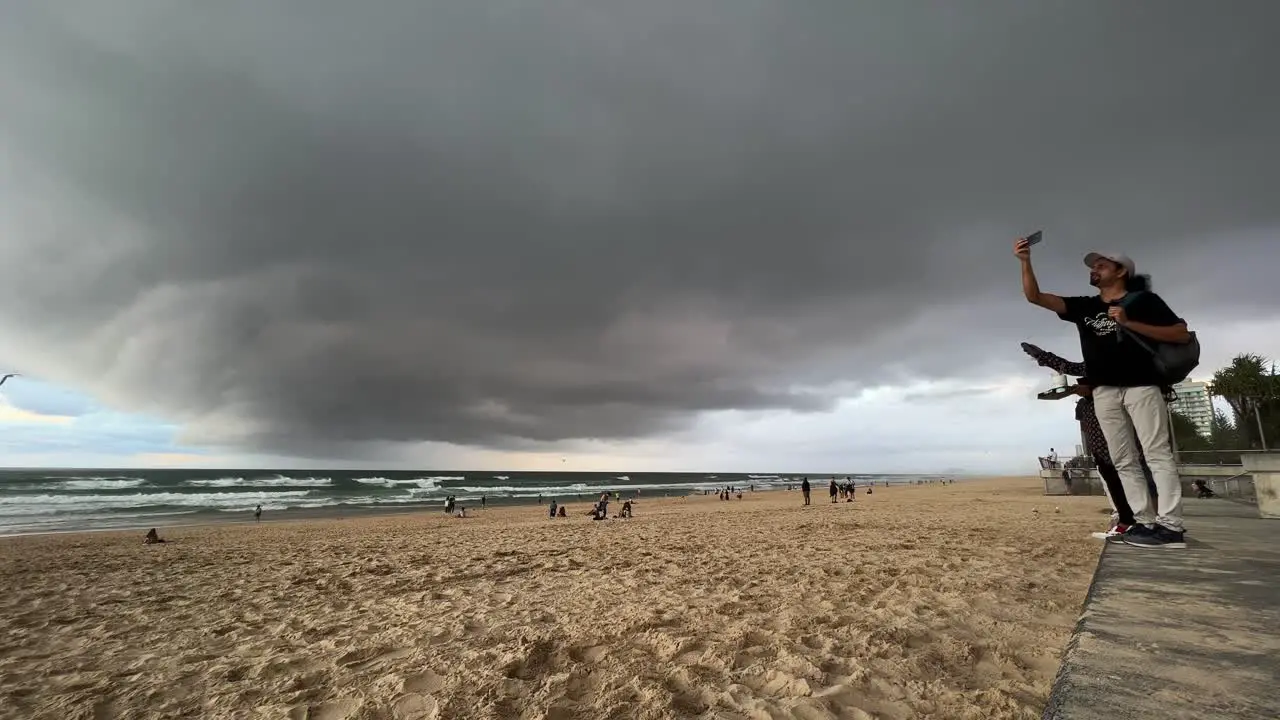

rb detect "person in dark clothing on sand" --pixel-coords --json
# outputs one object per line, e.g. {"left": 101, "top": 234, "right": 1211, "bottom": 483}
{"left": 254, "top": 505, "right": 262, "bottom": 523}
{"left": 1022, "top": 342, "right": 1159, "bottom": 537}
{"left": 801, "top": 477, "right": 811, "bottom": 505}
{"left": 549, "top": 499, "right": 558, "bottom": 518}
{"left": 144, "top": 528, "right": 165, "bottom": 544}
{"left": 829, "top": 479, "right": 838, "bottom": 503}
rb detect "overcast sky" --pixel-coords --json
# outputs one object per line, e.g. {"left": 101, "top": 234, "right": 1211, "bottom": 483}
{"left": 1, "top": 2, "right": 1278, "bottom": 472}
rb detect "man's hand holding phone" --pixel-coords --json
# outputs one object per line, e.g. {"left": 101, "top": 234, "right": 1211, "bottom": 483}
{"left": 1012, "top": 231, "right": 1042, "bottom": 260}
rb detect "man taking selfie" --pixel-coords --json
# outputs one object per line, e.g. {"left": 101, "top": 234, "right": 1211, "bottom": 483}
{"left": 1014, "top": 237, "right": 1192, "bottom": 549}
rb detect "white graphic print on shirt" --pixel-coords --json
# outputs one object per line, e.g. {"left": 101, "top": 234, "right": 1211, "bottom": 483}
{"left": 1082, "top": 312, "right": 1120, "bottom": 337}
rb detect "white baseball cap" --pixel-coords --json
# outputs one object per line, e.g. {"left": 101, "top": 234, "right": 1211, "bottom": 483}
{"left": 1083, "top": 251, "right": 1136, "bottom": 277}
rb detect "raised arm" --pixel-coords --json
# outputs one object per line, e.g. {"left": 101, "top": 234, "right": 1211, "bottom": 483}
{"left": 1013, "top": 238, "right": 1067, "bottom": 314}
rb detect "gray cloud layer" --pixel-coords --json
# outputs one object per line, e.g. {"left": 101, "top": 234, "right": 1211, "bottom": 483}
{"left": 2, "top": 2, "right": 1278, "bottom": 456}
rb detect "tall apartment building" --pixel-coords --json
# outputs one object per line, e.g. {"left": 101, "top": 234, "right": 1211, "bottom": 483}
{"left": 1171, "top": 380, "right": 1214, "bottom": 436}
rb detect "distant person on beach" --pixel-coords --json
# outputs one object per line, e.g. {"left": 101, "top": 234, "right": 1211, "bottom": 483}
{"left": 801, "top": 477, "right": 811, "bottom": 505}
{"left": 620, "top": 500, "right": 633, "bottom": 518}
{"left": 549, "top": 499, "right": 558, "bottom": 518}
{"left": 1048, "top": 448, "right": 1058, "bottom": 466}
{"left": 481, "top": 496, "right": 486, "bottom": 508}
{"left": 1021, "top": 343, "right": 1159, "bottom": 536}
{"left": 829, "top": 479, "right": 838, "bottom": 503}
{"left": 557, "top": 505, "right": 567, "bottom": 517}
{"left": 1016, "top": 238, "right": 1191, "bottom": 549}
{"left": 143, "top": 528, "right": 165, "bottom": 544}
{"left": 254, "top": 505, "right": 262, "bottom": 523}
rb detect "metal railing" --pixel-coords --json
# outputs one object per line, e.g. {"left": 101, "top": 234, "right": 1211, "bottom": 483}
{"left": 1037, "top": 455, "right": 1097, "bottom": 471}
{"left": 1174, "top": 449, "right": 1267, "bottom": 466}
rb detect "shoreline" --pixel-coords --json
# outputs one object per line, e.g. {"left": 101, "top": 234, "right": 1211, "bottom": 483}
{"left": 0, "top": 476, "right": 969, "bottom": 539}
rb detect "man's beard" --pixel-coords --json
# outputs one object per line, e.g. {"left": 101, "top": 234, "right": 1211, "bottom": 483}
{"left": 1088, "top": 274, "right": 1101, "bottom": 286}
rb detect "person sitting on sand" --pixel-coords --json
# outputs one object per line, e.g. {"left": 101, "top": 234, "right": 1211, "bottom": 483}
{"left": 557, "top": 505, "right": 567, "bottom": 517}
{"left": 454, "top": 506, "right": 467, "bottom": 518}
{"left": 143, "top": 528, "right": 165, "bottom": 544}
{"left": 620, "top": 500, "right": 633, "bottom": 518}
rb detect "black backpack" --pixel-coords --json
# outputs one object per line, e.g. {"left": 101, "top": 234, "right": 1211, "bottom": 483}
{"left": 1118, "top": 292, "right": 1200, "bottom": 383}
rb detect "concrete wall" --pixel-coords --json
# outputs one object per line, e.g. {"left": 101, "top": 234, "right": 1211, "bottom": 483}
{"left": 1241, "top": 453, "right": 1280, "bottom": 519}
{"left": 1041, "top": 464, "right": 1256, "bottom": 504}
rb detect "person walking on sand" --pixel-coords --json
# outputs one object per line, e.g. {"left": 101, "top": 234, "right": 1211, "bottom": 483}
{"left": 829, "top": 478, "right": 838, "bottom": 504}
{"left": 254, "top": 505, "right": 262, "bottom": 523}
{"left": 548, "top": 499, "right": 557, "bottom": 519}
{"left": 1016, "top": 238, "right": 1193, "bottom": 549}
{"left": 801, "top": 477, "right": 811, "bottom": 505}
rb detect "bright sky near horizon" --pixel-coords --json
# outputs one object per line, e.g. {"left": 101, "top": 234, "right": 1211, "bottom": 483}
{"left": 2, "top": 3, "right": 1278, "bottom": 473}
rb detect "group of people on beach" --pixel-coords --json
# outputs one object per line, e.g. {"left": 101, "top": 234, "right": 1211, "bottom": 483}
{"left": 542, "top": 493, "right": 634, "bottom": 521}
{"left": 1015, "top": 238, "right": 1193, "bottom": 549}
{"left": 796, "top": 476, "right": 867, "bottom": 505}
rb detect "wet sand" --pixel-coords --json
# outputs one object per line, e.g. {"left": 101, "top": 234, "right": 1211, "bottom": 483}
{"left": 0, "top": 477, "right": 1104, "bottom": 719}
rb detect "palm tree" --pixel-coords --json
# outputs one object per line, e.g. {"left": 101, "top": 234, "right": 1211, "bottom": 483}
{"left": 1210, "top": 354, "right": 1279, "bottom": 450}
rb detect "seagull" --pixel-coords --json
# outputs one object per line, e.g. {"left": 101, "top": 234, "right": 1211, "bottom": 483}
{"left": 0, "top": 374, "right": 18, "bottom": 387}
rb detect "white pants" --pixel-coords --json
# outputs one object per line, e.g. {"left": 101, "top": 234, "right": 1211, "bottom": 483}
{"left": 1092, "top": 385, "right": 1183, "bottom": 532}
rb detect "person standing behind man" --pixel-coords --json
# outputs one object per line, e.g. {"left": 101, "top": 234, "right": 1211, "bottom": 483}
{"left": 1015, "top": 238, "right": 1192, "bottom": 548}
{"left": 1021, "top": 342, "right": 1160, "bottom": 537}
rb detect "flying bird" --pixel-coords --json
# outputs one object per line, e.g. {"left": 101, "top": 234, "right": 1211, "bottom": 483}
{"left": 0, "top": 374, "right": 18, "bottom": 387}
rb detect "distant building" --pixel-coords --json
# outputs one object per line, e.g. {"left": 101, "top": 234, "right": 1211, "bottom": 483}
{"left": 1171, "top": 380, "right": 1214, "bottom": 436}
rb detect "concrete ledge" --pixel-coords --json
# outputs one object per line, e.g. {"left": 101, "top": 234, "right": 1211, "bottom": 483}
{"left": 1041, "top": 466, "right": 1256, "bottom": 503}
{"left": 1042, "top": 501, "right": 1280, "bottom": 719}
{"left": 1242, "top": 453, "right": 1280, "bottom": 518}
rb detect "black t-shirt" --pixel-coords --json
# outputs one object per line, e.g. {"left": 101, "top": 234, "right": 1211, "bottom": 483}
{"left": 1058, "top": 292, "right": 1183, "bottom": 388}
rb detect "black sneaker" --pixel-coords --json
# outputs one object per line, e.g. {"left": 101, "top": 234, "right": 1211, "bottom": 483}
{"left": 1107, "top": 523, "right": 1143, "bottom": 544}
{"left": 1123, "top": 524, "right": 1186, "bottom": 549}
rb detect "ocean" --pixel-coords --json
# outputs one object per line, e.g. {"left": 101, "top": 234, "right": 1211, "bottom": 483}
{"left": 0, "top": 468, "right": 947, "bottom": 536}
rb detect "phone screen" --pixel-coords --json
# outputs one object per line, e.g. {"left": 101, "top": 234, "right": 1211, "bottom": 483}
{"left": 1025, "top": 230, "right": 1043, "bottom": 246}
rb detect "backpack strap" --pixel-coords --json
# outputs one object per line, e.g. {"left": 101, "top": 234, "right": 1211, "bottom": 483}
{"left": 1118, "top": 290, "right": 1146, "bottom": 308}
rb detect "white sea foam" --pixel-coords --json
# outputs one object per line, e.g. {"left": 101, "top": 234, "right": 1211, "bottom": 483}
{"left": 185, "top": 476, "right": 333, "bottom": 488}
{"left": 59, "top": 478, "right": 148, "bottom": 490}
{"left": 0, "top": 491, "right": 313, "bottom": 516}
{"left": 353, "top": 476, "right": 452, "bottom": 488}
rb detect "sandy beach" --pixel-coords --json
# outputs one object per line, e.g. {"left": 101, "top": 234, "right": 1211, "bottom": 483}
{"left": 0, "top": 477, "right": 1105, "bottom": 720}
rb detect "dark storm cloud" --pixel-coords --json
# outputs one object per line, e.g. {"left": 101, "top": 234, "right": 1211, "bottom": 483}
{"left": 1, "top": 2, "right": 1278, "bottom": 456}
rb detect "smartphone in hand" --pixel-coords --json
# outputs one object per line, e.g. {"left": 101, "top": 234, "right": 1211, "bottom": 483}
{"left": 1024, "top": 230, "right": 1043, "bottom": 247}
